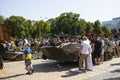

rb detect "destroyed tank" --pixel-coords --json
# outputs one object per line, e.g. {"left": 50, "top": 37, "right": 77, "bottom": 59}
{"left": 0, "top": 24, "right": 9, "bottom": 69}
{"left": 0, "top": 24, "right": 23, "bottom": 61}
{"left": 40, "top": 41, "right": 81, "bottom": 62}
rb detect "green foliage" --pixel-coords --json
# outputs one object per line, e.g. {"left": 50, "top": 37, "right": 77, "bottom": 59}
{"left": 101, "top": 26, "right": 111, "bottom": 34}
{"left": 3, "top": 12, "right": 110, "bottom": 38}
{"left": 0, "top": 15, "right": 5, "bottom": 24}
{"left": 34, "top": 20, "right": 50, "bottom": 38}
{"left": 93, "top": 20, "right": 102, "bottom": 34}
{"left": 4, "top": 15, "right": 26, "bottom": 38}
{"left": 47, "top": 18, "right": 56, "bottom": 34}
{"left": 51, "top": 12, "right": 80, "bottom": 35}
{"left": 4, "top": 16, "right": 50, "bottom": 39}
{"left": 86, "top": 22, "right": 94, "bottom": 33}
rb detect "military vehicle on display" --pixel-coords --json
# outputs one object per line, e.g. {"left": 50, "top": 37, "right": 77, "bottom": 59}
{"left": 0, "top": 24, "right": 24, "bottom": 61}
{"left": 40, "top": 35, "right": 81, "bottom": 62}
{"left": 0, "top": 24, "right": 10, "bottom": 69}
{"left": 0, "top": 24, "right": 9, "bottom": 41}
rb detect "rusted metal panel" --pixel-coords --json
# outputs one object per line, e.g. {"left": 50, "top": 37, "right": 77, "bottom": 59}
{"left": 40, "top": 42, "right": 80, "bottom": 62}
{"left": 0, "top": 24, "right": 9, "bottom": 41}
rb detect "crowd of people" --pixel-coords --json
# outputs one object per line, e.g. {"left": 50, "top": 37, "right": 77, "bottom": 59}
{"left": 77, "top": 34, "right": 120, "bottom": 72}
{"left": 0, "top": 34, "right": 120, "bottom": 74}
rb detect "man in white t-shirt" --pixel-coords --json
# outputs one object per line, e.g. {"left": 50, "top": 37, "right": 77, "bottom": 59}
{"left": 78, "top": 36, "right": 91, "bottom": 72}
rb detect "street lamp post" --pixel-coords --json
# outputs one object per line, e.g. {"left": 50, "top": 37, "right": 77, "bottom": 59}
{"left": 39, "top": 24, "right": 41, "bottom": 40}
{"left": 39, "top": 17, "right": 47, "bottom": 40}
{"left": 75, "top": 26, "right": 77, "bottom": 36}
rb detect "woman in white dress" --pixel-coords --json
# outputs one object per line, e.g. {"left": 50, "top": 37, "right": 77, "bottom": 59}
{"left": 87, "top": 44, "right": 93, "bottom": 70}
{"left": 85, "top": 38, "right": 93, "bottom": 71}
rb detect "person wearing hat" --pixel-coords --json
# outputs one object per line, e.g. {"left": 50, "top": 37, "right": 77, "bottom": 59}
{"left": 24, "top": 44, "right": 34, "bottom": 74}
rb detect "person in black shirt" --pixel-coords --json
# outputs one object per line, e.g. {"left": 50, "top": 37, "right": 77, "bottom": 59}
{"left": 93, "top": 37, "right": 102, "bottom": 65}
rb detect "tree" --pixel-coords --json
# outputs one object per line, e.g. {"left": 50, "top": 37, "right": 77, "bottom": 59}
{"left": 4, "top": 16, "right": 27, "bottom": 38}
{"left": 47, "top": 18, "right": 56, "bottom": 35}
{"left": 102, "top": 26, "right": 111, "bottom": 34}
{"left": 34, "top": 20, "right": 50, "bottom": 38}
{"left": 77, "top": 19, "right": 87, "bottom": 35}
{"left": 93, "top": 20, "right": 102, "bottom": 35}
{"left": 0, "top": 15, "right": 5, "bottom": 24}
{"left": 24, "top": 20, "right": 33, "bottom": 38}
{"left": 3, "top": 12, "right": 111, "bottom": 38}
{"left": 55, "top": 12, "right": 80, "bottom": 35}
{"left": 85, "top": 22, "right": 94, "bottom": 33}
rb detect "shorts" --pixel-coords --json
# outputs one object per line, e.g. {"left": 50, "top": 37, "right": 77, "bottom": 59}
{"left": 93, "top": 50, "right": 101, "bottom": 58}
{"left": 25, "top": 59, "right": 31, "bottom": 67}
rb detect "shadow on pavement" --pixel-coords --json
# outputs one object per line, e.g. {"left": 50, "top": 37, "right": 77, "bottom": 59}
{"left": 103, "top": 77, "right": 120, "bottom": 80}
{"left": 110, "top": 68, "right": 120, "bottom": 73}
{"left": 0, "top": 73, "right": 25, "bottom": 80}
{"left": 102, "top": 68, "right": 120, "bottom": 80}
{"left": 61, "top": 70, "right": 85, "bottom": 78}
{"left": 33, "top": 60, "right": 83, "bottom": 77}
{"left": 33, "top": 61, "right": 78, "bottom": 73}
{"left": 111, "top": 63, "right": 120, "bottom": 66}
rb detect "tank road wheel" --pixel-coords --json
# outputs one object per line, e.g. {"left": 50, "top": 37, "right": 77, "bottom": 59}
{"left": 42, "top": 55, "right": 47, "bottom": 60}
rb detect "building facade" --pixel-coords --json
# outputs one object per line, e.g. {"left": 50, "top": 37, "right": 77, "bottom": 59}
{"left": 102, "top": 17, "right": 120, "bottom": 32}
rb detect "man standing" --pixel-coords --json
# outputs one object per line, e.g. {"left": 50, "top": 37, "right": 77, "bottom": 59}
{"left": 24, "top": 44, "right": 34, "bottom": 74}
{"left": 78, "top": 36, "right": 91, "bottom": 72}
{"left": 0, "top": 43, "right": 5, "bottom": 70}
{"left": 93, "top": 36, "right": 102, "bottom": 65}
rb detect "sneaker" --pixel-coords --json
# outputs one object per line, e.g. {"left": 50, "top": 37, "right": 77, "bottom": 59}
{"left": 26, "top": 72, "right": 31, "bottom": 75}
{"left": 76, "top": 70, "right": 82, "bottom": 73}
{"left": 26, "top": 72, "right": 32, "bottom": 75}
{"left": 87, "top": 69, "right": 93, "bottom": 71}
{"left": 99, "top": 62, "right": 103, "bottom": 64}
{"left": 31, "top": 69, "right": 34, "bottom": 73}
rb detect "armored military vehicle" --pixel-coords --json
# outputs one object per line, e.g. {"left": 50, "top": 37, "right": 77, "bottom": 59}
{"left": 0, "top": 24, "right": 9, "bottom": 69}
{"left": 40, "top": 41, "right": 80, "bottom": 62}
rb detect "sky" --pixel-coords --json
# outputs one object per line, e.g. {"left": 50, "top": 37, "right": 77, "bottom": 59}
{"left": 0, "top": 0, "right": 120, "bottom": 22}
